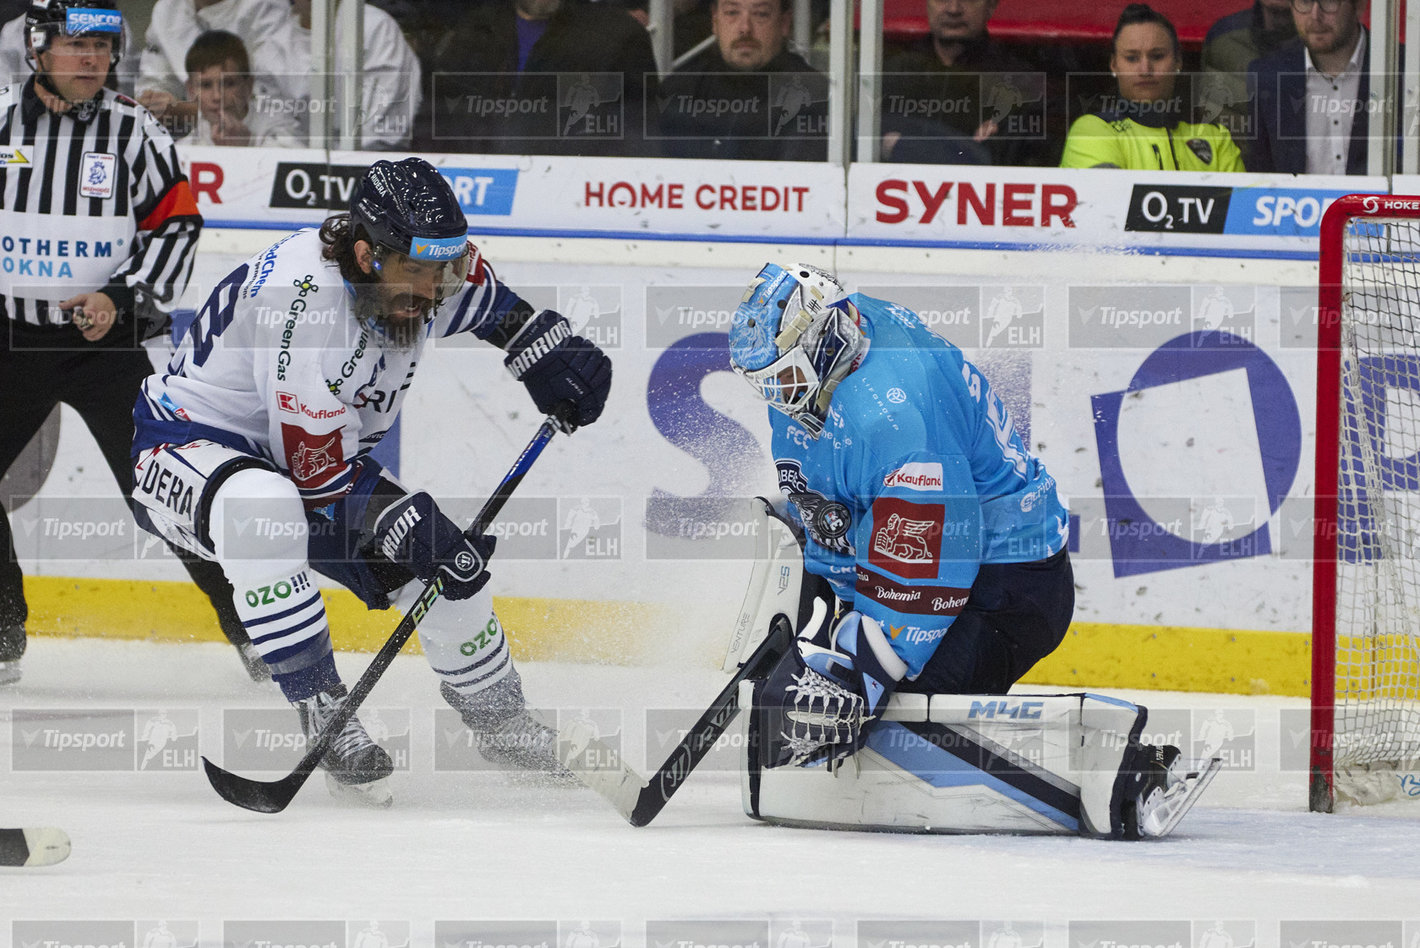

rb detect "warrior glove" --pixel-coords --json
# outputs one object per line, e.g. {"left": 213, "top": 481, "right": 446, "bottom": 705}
{"left": 504, "top": 310, "right": 612, "bottom": 430}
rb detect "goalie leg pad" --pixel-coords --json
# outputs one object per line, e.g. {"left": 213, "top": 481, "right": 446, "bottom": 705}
{"left": 745, "top": 690, "right": 1210, "bottom": 838}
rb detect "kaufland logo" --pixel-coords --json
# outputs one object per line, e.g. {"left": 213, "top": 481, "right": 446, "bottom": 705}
{"left": 884, "top": 462, "right": 943, "bottom": 491}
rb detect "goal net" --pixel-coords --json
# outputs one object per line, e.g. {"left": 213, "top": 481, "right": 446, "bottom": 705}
{"left": 1312, "top": 194, "right": 1420, "bottom": 811}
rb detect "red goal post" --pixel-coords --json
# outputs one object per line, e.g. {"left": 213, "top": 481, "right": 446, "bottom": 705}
{"left": 1312, "top": 193, "right": 1420, "bottom": 812}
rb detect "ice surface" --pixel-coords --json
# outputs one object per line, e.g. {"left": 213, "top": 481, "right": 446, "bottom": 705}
{"left": 2, "top": 638, "right": 1418, "bottom": 947}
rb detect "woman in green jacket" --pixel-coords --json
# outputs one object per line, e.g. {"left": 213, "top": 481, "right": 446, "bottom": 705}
{"left": 1061, "top": 4, "right": 1245, "bottom": 171}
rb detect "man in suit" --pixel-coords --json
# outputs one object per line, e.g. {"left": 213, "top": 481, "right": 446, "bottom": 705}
{"left": 1247, "top": 0, "right": 1371, "bottom": 174}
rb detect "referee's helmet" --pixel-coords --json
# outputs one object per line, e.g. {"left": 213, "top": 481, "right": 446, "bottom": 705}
{"left": 26, "top": 0, "right": 124, "bottom": 66}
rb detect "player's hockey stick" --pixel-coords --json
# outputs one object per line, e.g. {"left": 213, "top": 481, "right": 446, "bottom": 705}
{"left": 0, "top": 827, "right": 71, "bottom": 867}
{"left": 560, "top": 609, "right": 796, "bottom": 826}
{"left": 202, "top": 414, "right": 563, "bottom": 813}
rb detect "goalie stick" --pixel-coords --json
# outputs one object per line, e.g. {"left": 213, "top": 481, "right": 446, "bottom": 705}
{"left": 0, "top": 827, "right": 71, "bottom": 867}
{"left": 202, "top": 413, "right": 564, "bottom": 813}
{"left": 560, "top": 607, "right": 798, "bottom": 826}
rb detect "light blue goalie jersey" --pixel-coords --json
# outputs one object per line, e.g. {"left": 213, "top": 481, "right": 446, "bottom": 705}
{"left": 768, "top": 294, "right": 1070, "bottom": 678}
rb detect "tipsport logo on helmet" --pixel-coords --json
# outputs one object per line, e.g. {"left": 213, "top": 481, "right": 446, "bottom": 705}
{"left": 407, "top": 233, "right": 466, "bottom": 261}
{"left": 65, "top": 8, "right": 122, "bottom": 33}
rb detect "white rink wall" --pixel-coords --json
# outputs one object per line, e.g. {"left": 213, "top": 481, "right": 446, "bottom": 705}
{"left": 9, "top": 150, "right": 1411, "bottom": 668}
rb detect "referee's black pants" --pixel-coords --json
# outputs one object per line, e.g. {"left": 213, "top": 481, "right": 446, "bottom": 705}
{"left": 0, "top": 320, "right": 245, "bottom": 656}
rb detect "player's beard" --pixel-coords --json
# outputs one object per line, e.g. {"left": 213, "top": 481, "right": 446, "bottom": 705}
{"left": 351, "top": 284, "right": 432, "bottom": 351}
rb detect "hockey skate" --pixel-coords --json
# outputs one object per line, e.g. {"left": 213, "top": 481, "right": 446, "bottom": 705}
{"left": 440, "top": 676, "right": 576, "bottom": 786}
{"left": 294, "top": 684, "right": 395, "bottom": 807}
{"left": 1123, "top": 744, "right": 1221, "bottom": 839}
{"left": 0, "top": 624, "right": 24, "bottom": 686}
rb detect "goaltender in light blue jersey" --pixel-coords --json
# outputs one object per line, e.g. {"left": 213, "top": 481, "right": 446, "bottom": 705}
{"left": 761, "top": 292, "right": 1069, "bottom": 679}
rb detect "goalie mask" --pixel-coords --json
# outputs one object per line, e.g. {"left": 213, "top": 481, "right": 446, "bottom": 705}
{"left": 26, "top": 0, "right": 124, "bottom": 68}
{"left": 728, "top": 263, "right": 864, "bottom": 438}
{"left": 348, "top": 157, "right": 471, "bottom": 319}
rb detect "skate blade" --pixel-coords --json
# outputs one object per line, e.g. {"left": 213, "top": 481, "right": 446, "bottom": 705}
{"left": 323, "top": 772, "right": 393, "bottom": 808}
{"left": 1140, "top": 756, "right": 1221, "bottom": 838}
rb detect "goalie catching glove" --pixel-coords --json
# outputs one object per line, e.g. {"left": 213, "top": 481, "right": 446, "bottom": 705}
{"left": 758, "top": 603, "right": 908, "bottom": 771}
{"left": 369, "top": 490, "right": 495, "bottom": 601}
{"left": 504, "top": 310, "right": 612, "bottom": 430}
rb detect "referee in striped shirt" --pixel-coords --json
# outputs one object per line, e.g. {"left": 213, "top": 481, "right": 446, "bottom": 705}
{"left": 0, "top": 0, "right": 261, "bottom": 684}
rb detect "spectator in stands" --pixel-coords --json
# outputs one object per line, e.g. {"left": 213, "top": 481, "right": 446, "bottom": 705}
{"left": 0, "top": 3, "right": 134, "bottom": 91}
{"left": 1060, "top": 4, "right": 1244, "bottom": 171}
{"left": 1247, "top": 0, "right": 1372, "bottom": 174}
{"left": 1199, "top": 0, "right": 1296, "bottom": 142}
{"left": 878, "top": 0, "right": 1049, "bottom": 166}
{"left": 414, "top": 0, "right": 660, "bottom": 157}
{"left": 249, "top": 0, "right": 421, "bottom": 148}
{"left": 179, "top": 30, "right": 298, "bottom": 147}
{"left": 655, "top": 0, "right": 827, "bottom": 160}
{"left": 136, "top": 0, "right": 287, "bottom": 136}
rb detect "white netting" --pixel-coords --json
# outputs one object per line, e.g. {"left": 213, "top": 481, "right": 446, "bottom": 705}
{"left": 1330, "top": 211, "right": 1420, "bottom": 799}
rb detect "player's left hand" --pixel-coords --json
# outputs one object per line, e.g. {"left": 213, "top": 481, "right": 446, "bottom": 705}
{"left": 504, "top": 310, "right": 612, "bottom": 431}
{"left": 61, "top": 291, "right": 118, "bottom": 342}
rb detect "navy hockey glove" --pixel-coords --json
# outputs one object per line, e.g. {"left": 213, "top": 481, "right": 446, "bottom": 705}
{"left": 370, "top": 491, "right": 495, "bottom": 601}
{"left": 757, "top": 608, "right": 907, "bottom": 771}
{"left": 504, "top": 310, "right": 612, "bottom": 430}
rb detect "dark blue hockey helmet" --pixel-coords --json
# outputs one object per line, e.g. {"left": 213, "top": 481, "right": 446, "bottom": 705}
{"left": 349, "top": 158, "right": 469, "bottom": 264}
{"left": 26, "top": 0, "right": 124, "bottom": 65}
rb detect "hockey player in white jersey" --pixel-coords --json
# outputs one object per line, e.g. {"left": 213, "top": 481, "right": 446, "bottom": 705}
{"left": 129, "top": 158, "right": 612, "bottom": 805}
{"left": 726, "top": 264, "right": 1216, "bottom": 838}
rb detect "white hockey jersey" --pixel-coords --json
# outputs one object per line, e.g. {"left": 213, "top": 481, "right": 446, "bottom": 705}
{"left": 134, "top": 228, "right": 522, "bottom": 507}
{"left": 136, "top": 0, "right": 288, "bottom": 101}
{"left": 249, "top": 4, "right": 421, "bottom": 148}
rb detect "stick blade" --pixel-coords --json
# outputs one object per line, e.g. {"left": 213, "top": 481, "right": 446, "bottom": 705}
{"left": 0, "top": 827, "right": 71, "bottom": 867}
{"left": 555, "top": 720, "right": 649, "bottom": 824}
{"left": 202, "top": 756, "right": 306, "bottom": 814}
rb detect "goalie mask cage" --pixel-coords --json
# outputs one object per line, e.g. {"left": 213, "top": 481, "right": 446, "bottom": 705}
{"left": 1312, "top": 193, "right": 1420, "bottom": 812}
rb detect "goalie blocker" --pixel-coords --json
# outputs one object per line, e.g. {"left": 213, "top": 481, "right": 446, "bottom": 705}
{"left": 742, "top": 685, "right": 1219, "bottom": 838}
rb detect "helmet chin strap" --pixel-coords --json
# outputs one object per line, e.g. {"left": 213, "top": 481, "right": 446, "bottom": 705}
{"left": 34, "top": 70, "right": 102, "bottom": 120}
